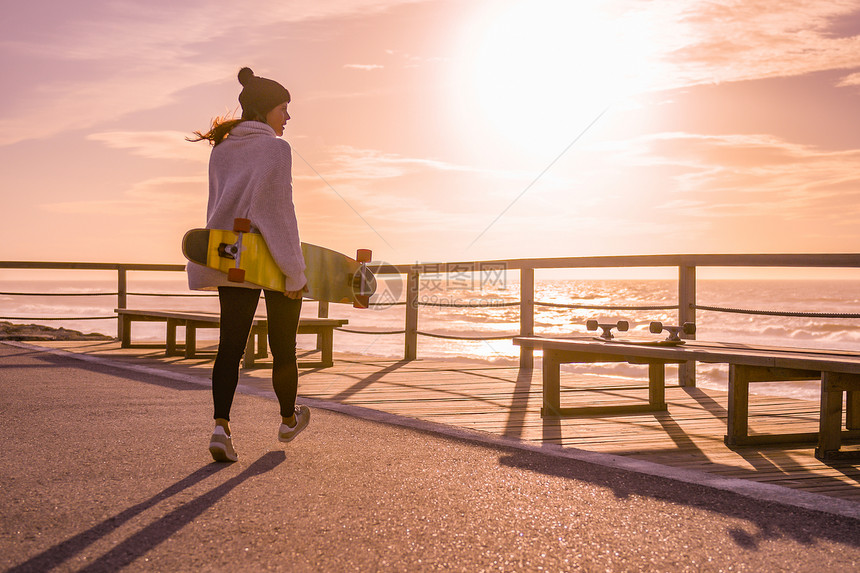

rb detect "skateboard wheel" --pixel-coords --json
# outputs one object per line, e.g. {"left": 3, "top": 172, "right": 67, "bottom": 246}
{"left": 617, "top": 320, "right": 629, "bottom": 331}
{"left": 586, "top": 319, "right": 598, "bottom": 331}
{"left": 353, "top": 295, "right": 370, "bottom": 309}
{"left": 233, "top": 218, "right": 251, "bottom": 233}
{"left": 683, "top": 322, "right": 696, "bottom": 335}
{"left": 227, "top": 267, "right": 245, "bottom": 283}
{"left": 356, "top": 249, "right": 372, "bottom": 263}
{"left": 649, "top": 321, "right": 663, "bottom": 334}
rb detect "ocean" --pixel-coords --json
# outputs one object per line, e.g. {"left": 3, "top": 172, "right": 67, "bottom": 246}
{"left": 3, "top": 272, "right": 860, "bottom": 401}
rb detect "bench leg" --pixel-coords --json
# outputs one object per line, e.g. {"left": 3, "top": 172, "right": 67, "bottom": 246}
{"left": 256, "top": 325, "right": 268, "bottom": 358}
{"left": 317, "top": 302, "right": 329, "bottom": 351}
{"left": 185, "top": 324, "right": 198, "bottom": 359}
{"left": 725, "top": 364, "right": 750, "bottom": 446}
{"left": 816, "top": 372, "right": 844, "bottom": 460}
{"left": 243, "top": 330, "right": 256, "bottom": 369}
{"left": 319, "top": 329, "right": 334, "bottom": 367}
{"left": 120, "top": 316, "right": 133, "bottom": 348}
{"left": 847, "top": 390, "right": 860, "bottom": 431}
{"left": 166, "top": 318, "right": 180, "bottom": 356}
{"left": 541, "top": 350, "right": 561, "bottom": 417}
{"left": 648, "top": 362, "right": 667, "bottom": 410}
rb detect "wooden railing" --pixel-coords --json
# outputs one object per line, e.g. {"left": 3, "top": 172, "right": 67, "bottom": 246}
{"left": 4, "top": 253, "right": 860, "bottom": 387}
{"left": 0, "top": 261, "right": 185, "bottom": 341}
{"left": 377, "top": 254, "right": 860, "bottom": 385}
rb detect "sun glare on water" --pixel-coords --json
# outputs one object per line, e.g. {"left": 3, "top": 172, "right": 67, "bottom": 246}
{"left": 468, "top": 1, "right": 664, "bottom": 156}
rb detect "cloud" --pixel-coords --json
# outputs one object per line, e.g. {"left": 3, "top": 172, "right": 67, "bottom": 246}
{"left": 343, "top": 64, "right": 384, "bottom": 71}
{"left": 293, "top": 144, "right": 529, "bottom": 182}
{"left": 663, "top": 0, "right": 860, "bottom": 87}
{"left": 837, "top": 71, "right": 860, "bottom": 87}
{"left": 0, "top": 0, "right": 427, "bottom": 146}
{"left": 629, "top": 132, "right": 860, "bottom": 223}
{"left": 384, "top": 49, "right": 448, "bottom": 68}
{"left": 288, "top": 143, "right": 549, "bottom": 247}
{"left": 42, "top": 175, "right": 206, "bottom": 216}
{"left": 88, "top": 131, "right": 210, "bottom": 162}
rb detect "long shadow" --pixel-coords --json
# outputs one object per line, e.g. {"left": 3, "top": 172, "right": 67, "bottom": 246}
{"left": 683, "top": 387, "right": 854, "bottom": 475}
{"left": 317, "top": 369, "right": 523, "bottom": 410}
{"left": 685, "top": 386, "right": 728, "bottom": 418}
{"left": 502, "top": 366, "right": 534, "bottom": 439}
{"left": 331, "top": 360, "right": 411, "bottom": 401}
{"left": 542, "top": 413, "right": 563, "bottom": 445}
{"left": 21, "top": 350, "right": 207, "bottom": 392}
{"left": 653, "top": 410, "right": 704, "bottom": 452}
{"left": 651, "top": 413, "right": 786, "bottom": 475}
{"left": 496, "top": 447, "right": 860, "bottom": 550}
{"left": 75, "top": 451, "right": 286, "bottom": 572}
{"left": 7, "top": 463, "right": 231, "bottom": 572}
{"left": 0, "top": 363, "right": 70, "bottom": 370}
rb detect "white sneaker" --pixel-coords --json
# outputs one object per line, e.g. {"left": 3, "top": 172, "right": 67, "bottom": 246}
{"left": 209, "top": 426, "right": 238, "bottom": 462}
{"left": 278, "top": 405, "right": 310, "bottom": 443}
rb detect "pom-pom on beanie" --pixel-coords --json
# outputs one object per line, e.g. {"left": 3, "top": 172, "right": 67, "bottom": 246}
{"left": 237, "top": 67, "right": 291, "bottom": 119}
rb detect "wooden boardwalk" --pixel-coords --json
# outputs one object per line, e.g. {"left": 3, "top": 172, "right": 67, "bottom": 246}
{"left": 29, "top": 339, "right": 860, "bottom": 503}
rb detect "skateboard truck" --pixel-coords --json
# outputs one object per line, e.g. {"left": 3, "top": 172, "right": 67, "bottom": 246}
{"left": 217, "top": 243, "right": 239, "bottom": 260}
{"left": 649, "top": 321, "right": 696, "bottom": 342}
{"left": 353, "top": 249, "right": 373, "bottom": 308}
{"left": 220, "top": 218, "right": 251, "bottom": 283}
{"left": 586, "top": 319, "right": 629, "bottom": 340}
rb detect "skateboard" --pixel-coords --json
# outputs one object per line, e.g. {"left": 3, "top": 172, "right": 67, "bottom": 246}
{"left": 586, "top": 320, "right": 695, "bottom": 346}
{"left": 182, "top": 218, "right": 376, "bottom": 308}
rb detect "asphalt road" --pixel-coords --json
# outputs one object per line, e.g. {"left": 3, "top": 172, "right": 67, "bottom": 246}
{"left": 2, "top": 343, "right": 859, "bottom": 572}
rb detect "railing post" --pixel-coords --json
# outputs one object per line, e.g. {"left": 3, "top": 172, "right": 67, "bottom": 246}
{"left": 117, "top": 266, "right": 128, "bottom": 340}
{"left": 678, "top": 264, "right": 697, "bottom": 387}
{"left": 404, "top": 267, "right": 420, "bottom": 360}
{"left": 519, "top": 266, "right": 535, "bottom": 370}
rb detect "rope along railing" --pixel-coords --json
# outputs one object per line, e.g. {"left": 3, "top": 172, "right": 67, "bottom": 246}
{"left": 370, "top": 300, "right": 675, "bottom": 310}
{"left": 336, "top": 327, "right": 516, "bottom": 340}
{"left": 535, "top": 301, "right": 677, "bottom": 311}
{"left": 416, "top": 301, "right": 520, "bottom": 308}
{"left": 0, "top": 289, "right": 216, "bottom": 322}
{"left": 356, "top": 299, "right": 675, "bottom": 340}
{"left": 0, "top": 291, "right": 217, "bottom": 297}
{"left": 0, "top": 316, "right": 117, "bottom": 321}
{"left": 417, "top": 331, "right": 517, "bottom": 340}
{"left": 0, "top": 291, "right": 117, "bottom": 297}
{"left": 337, "top": 328, "right": 406, "bottom": 335}
{"left": 694, "top": 304, "right": 860, "bottom": 319}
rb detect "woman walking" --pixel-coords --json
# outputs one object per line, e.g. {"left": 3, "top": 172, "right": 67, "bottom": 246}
{"left": 188, "top": 67, "right": 309, "bottom": 462}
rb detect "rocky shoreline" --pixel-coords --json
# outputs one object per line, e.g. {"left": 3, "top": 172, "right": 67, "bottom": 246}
{"left": 0, "top": 321, "right": 113, "bottom": 341}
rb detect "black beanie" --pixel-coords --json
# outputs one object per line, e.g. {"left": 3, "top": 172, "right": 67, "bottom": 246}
{"left": 237, "top": 67, "right": 291, "bottom": 118}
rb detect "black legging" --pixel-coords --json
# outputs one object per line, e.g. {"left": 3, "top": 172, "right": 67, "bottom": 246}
{"left": 212, "top": 286, "right": 302, "bottom": 421}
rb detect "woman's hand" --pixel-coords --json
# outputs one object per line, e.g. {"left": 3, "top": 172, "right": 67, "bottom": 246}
{"left": 284, "top": 285, "right": 308, "bottom": 300}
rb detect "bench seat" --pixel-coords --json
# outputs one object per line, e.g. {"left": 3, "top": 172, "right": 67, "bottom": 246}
{"left": 514, "top": 336, "right": 860, "bottom": 461}
{"left": 116, "top": 309, "right": 347, "bottom": 368}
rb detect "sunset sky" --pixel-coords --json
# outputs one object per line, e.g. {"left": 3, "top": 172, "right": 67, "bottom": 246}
{"left": 3, "top": 0, "right": 860, "bottom": 270}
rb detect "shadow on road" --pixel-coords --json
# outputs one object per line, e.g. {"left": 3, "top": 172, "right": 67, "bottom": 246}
{"left": 8, "top": 451, "right": 285, "bottom": 573}
{"left": 497, "top": 448, "right": 860, "bottom": 551}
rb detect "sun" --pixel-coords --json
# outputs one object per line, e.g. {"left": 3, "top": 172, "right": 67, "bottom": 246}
{"left": 466, "top": 1, "right": 662, "bottom": 157}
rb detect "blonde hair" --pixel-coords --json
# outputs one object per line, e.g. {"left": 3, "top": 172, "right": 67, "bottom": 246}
{"left": 187, "top": 113, "right": 247, "bottom": 146}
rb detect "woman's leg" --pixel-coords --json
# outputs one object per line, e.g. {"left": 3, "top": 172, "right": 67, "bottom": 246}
{"left": 263, "top": 290, "right": 303, "bottom": 418}
{"left": 212, "top": 287, "right": 261, "bottom": 422}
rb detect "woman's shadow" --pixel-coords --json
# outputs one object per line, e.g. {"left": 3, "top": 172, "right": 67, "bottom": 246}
{"left": 9, "top": 451, "right": 286, "bottom": 573}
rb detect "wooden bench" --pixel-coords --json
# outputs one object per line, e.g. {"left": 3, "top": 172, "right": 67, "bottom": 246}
{"left": 115, "top": 309, "right": 347, "bottom": 368}
{"left": 514, "top": 336, "right": 860, "bottom": 461}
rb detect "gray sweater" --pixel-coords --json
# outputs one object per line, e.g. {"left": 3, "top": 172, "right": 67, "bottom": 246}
{"left": 186, "top": 121, "right": 307, "bottom": 292}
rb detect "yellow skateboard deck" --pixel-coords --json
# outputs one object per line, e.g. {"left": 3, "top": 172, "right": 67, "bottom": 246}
{"left": 182, "top": 220, "right": 375, "bottom": 307}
